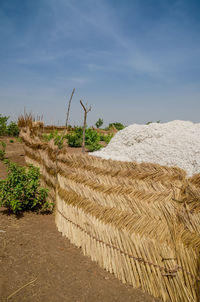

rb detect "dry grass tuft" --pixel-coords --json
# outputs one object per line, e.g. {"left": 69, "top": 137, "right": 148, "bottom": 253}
{"left": 18, "top": 111, "right": 43, "bottom": 129}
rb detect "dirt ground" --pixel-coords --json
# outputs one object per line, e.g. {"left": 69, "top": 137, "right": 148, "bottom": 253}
{"left": 0, "top": 137, "right": 158, "bottom": 302}
{"left": 0, "top": 137, "right": 26, "bottom": 179}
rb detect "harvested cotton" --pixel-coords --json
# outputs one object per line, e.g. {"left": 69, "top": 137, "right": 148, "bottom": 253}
{"left": 91, "top": 120, "right": 200, "bottom": 176}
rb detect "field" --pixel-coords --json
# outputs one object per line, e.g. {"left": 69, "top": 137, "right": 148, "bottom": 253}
{"left": 0, "top": 137, "right": 157, "bottom": 302}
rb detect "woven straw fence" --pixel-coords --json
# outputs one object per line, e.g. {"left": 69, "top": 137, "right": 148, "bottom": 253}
{"left": 20, "top": 124, "right": 200, "bottom": 302}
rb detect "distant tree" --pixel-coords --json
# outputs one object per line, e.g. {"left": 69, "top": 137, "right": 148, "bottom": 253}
{"left": 146, "top": 120, "right": 161, "bottom": 125}
{"left": 95, "top": 118, "right": 103, "bottom": 129}
{"left": 108, "top": 122, "right": 125, "bottom": 131}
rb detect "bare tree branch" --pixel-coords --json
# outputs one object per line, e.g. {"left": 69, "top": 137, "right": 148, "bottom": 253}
{"left": 80, "top": 100, "right": 92, "bottom": 153}
{"left": 66, "top": 88, "right": 75, "bottom": 127}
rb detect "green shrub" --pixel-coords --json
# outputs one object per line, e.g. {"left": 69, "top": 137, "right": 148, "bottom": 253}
{"left": 85, "top": 128, "right": 100, "bottom": 145}
{"left": 0, "top": 115, "right": 19, "bottom": 137}
{"left": 86, "top": 142, "right": 102, "bottom": 152}
{"left": 0, "top": 141, "right": 6, "bottom": 160}
{"left": 54, "top": 134, "right": 65, "bottom": 149}
{"left": 66, "top": 127, "right": 82, "bottom": 147}
{"left": 42, "top": 130, "right": 58, "bottom": 142}
{"left": 99, "top": 134, "right": 104, "bottom": 141}
{"left": 67, "top": 133, "right": 82, "bottom": 147}
{"left": 73, "top": 127, "right": 83, "bottom": 136}
{"left": 6, "top": 122, "right": 19, "bottom": 137}
{"left": 0, "top": 150, "right": 5, "bottom": 160}
{"left": 108, "top": 122, "right": 125, "bottom": 131}
{"left": 42, "top": 133, "right": 52, "bottom": 142}
{"left": 9, "top": 139, "right": 14, "bottom": 143}
{"left": 85, "top": 129, "right": 102, "bottom": 151}
{"left": 67, "top": 135, "right": 82, "bottom": 147}
{"left": 0, "top": 114, "right": 9, "bottom": 136}
{"left": 100, "top": 133, "right": 114, "bottom": 144}
{"left": 42, "top": 128, "right": 103, "bottom": 151}
{"left": 42, "top": 130, "right": 65, "bottom": 149}
{"left": 66, "top": 128, "right": 102, "bottom": 150}
{"left": 95, "top": 118, "right": 103, "bottom": 128}
{"left": 0, "top": 162, "right": 52, "bottom": 214}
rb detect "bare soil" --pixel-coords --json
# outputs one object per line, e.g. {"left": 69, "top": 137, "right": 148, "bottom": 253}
{"left": 0, "top": 137, "right": 158, "bottom": 302}
{"left": 0, "top": 137, "right": 26, "bottom": 179}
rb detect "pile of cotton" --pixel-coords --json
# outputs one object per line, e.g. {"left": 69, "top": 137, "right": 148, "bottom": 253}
{"left": 91, "top": 120, "right": 200, "bottom": 176}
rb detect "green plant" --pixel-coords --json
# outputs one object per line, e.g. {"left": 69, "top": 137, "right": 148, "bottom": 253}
{"left": 86, "top": 142, "right": 102, "bottom": 152}
{"left": 0, "top": 114, "right": 9, "bottom": 136}
{"left": 66, "top": 125, "right": 72, "bottom": 131}
{"left": 3, "top": 158, "right": 9, "bottom": 165}
{"left": 85, "top": 128, "right": 100, "bottom": 145}
{"left": 54, "top": 134, "right": 65, "bottom": 149}
{"left": 101, "top": 133, "right": 114, "bottom": 144}
{"left": 0, "top": 162, "right": 52, "bottom": 214}
{"left": 95, "top": 118, "right": 103, "bottom": 129}
{"left": 0, "top": 115, "right": 19, "bottom": 137}
{"left": 67, "top": 130, "right": 82, "bottom": 147}
{"left": 66, "top": 127, "right": 102, "bottom": 150}
{"left": 85, "top": 129, "right": 102, "bottom": 151}
{"left": 42, "top": 133, "right": 50, "bottom": 141}
{"left": 15, "top": 137, "right": 22, "bottom": 143}
{"left": 146, "top": 120, "right": 161, "bottom": 125}
{"left": 6, "top": 122, "right": 19, "bottom": 137}
{"left": 42, "top": 130, "right": 65, "bottom": 149}
{"left": 7, "top": 122, "right": 19, "bottom": 136}
{"left": 42, "top": 130, "right": 58, "bottom": 142}
{"left": 0, "top": 150, "right": 5, "bottom": 160}
{"left": 107, "top": 122, "right": 125, "bottom": 131}
{"left": 9, "top": 139, "right": 14, "bottom": 143}
{"left": 0, "top": 141, "right": 6, "bottom": 160}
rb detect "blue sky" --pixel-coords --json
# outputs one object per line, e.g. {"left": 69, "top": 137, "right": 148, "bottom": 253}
{"left": 0, "top": 0, "right": 200, "bottom": 126}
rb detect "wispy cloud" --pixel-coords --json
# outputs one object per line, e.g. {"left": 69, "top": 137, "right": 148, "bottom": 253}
{"left": 2, "top": 0, "right": 196, "bottom": 79}
{"left": 42, "top": 0, "right": 200, "bottom": 80}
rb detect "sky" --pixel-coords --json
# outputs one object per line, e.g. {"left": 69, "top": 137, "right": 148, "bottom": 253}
{"left": 0, "top": 0, "right": 200, "bottom": 126}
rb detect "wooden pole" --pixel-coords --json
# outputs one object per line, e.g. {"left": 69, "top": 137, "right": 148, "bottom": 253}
{"left": 80, "top": 100, "right": 91, "bottom": 153}
{"left": 66, "top": 88, "right": 75, "bottom": 128}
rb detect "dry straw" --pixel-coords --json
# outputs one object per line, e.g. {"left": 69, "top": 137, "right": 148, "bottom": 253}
{"left": 20, "top": 124, "right": 200, "bottom": 302}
